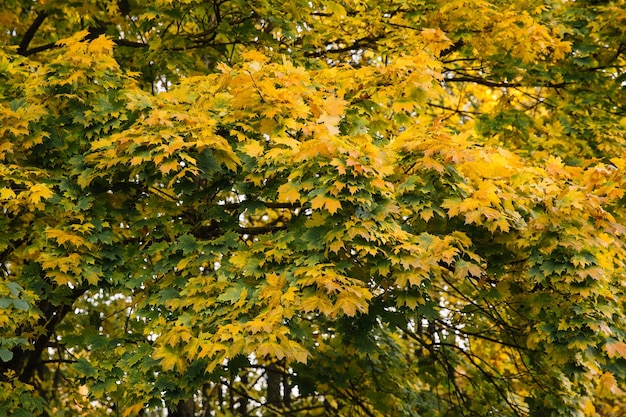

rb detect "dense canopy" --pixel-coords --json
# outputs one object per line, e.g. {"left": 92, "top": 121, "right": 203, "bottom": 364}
{"left": 1, "top": 0, "right": 626, "bottom": 416}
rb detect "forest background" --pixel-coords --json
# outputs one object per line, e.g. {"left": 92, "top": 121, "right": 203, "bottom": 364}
{"left": 1, "top": 0, "right": 626, "bottom": 416}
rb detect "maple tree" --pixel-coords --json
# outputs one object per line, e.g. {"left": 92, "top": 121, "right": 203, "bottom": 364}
{"left": 1, "top": 0, "right": 626, "bottom": 416}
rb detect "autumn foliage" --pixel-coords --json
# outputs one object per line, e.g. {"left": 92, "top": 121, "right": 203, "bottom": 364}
{"left": 1, "top": 0, "right": 626, "bottom": 416}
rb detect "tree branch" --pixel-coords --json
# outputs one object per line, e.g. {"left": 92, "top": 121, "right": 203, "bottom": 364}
{"left": 427, "top": 102, "right": 483, "bottom": 116}
{"left": 18, "top": 11, "right": 49, "bottom": 56}
{"left": 16, "top": 285, "right": 88, "bottom": 383}
{"left": 193, "top": 223, "right": 288, "bottom": 240}
{"left": 304, "top": 36, "right": 383, "bottom": 58}
{"left": 238, "top": 225, "right": 289, "bottom": 235}
{"left": 444, "top": 74, "right": 571, "bottom": 89}
{"left": 20, "top": 42, "right": 58, "bottom": 57}
{"left": 220, "top": 201, "right": 302, "bottom": 210}
{"left": 439, "top": 40, "right": 465, "bottom": 58}
{"left": 115, "top": 39, "right": 149, "bottom": 48}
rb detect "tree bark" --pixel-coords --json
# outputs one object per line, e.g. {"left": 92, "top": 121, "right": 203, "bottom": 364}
{"left": 169, "top": 398, "right": 194, "bottom": 417}
{"left": 266, "top": 364, "right": 282, "bottom": 405}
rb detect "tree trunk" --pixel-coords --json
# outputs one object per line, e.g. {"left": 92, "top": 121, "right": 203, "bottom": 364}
{"left": 169, "top": 398, "right": 194, "bottom": 417}
{"left": 266, "top": 364, "right": 282, "bottom": 405}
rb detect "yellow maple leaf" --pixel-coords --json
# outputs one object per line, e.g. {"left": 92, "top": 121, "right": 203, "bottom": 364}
{"left": 277, "top": 182, "right": 301, "bottom": 202}
{"left": 310, "top": 194, "right": 341, "bottom": 214}
{"left": 56, "top": 30, "right": 90, "bottom": 47}
{"left": 0, "top": 188, "right": 15, "bottom": 199}
{"left": 421, "top": 28, "right": 453, "bottom": 46}
{"left": 597, "top": 371, "right": 619, "bottom": 397}
{"left": 324, "top": 197, "right": 342, "bottom": 214}
{"left": 46, "top": 228, "right": 90, "bottom": 249}
{"left": 324, "top": 95, "right": 347, "bottom": 117}
{"left": 305, "top": 212, "right": 326, "bottom": 227}
{"left": 317, "top": 113, "right": 341, "bottom": 136}
{"left": 159, "top": 159, "right": 180, "bottom": 174}
{"left": 242, "top": 50, "right": 270, "bottom": 63}
{"left": 46, "top": 270, "right": 74, "bottom": 286}
{"left": 336, "top": 291, "right": 370, "bottom": 317}
{"left": 243, "top": 140, "right": 265, "bottom": 157}
{"left": 84, "top": 268, "right": 101, "bottom": 286}
{"left": 122, "top": 402, "right": 145, "bottom": 417}
{"left": 245, "top": 317, "right": 274, "bottom": 334}
{"left": 130, "top": 156, "right": 144, "bottom": 166}
{"left": 87, "top": 35, "right": 115, "bottom": 55}
{"left": 283, "top": 339, "right": 309, "bottom": 363}
{"left": 256, "top": 341, "right": 286, "bottom": 360}
{"left": 153, "top": 345, "right": 187, "bottom": 372}
{"left": 604, "top": 339, "right": 626, "bottom": 359}
{"left": 300, "top": 295, "right": 334, "bottom": 316}
{"left": 28, "top": 183, "right": 54, "bottom": 203}
{"left": 214, "top": 150, "right": 241, "bottom": 171}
